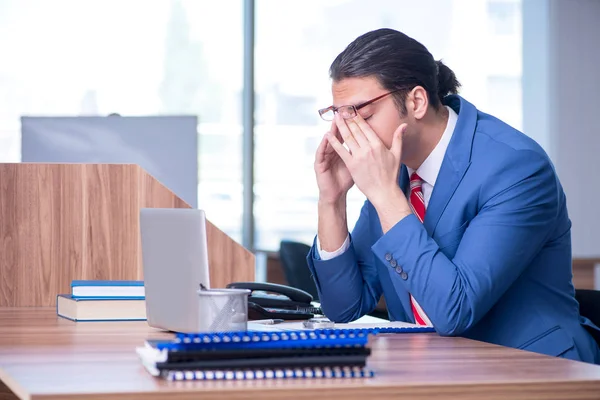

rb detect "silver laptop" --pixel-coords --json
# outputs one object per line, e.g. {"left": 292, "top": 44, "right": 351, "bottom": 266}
{"left": 139, "top": 208, "right": 211, "bottom": 333}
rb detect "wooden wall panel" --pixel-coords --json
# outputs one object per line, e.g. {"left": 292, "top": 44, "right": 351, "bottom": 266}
{"left": 204, "top": 221, "right": 255, "bottom": 288}
{"left": 0, "top": 164, "right": 85, "bottom": 306}
{"left": 139, "top": 168, "right": 255, "bottom": 288}
{"left": 266, "top": 251, "right": 287, "bottom": 285}
{"left": 572, "top": 259, "right": 599, "bottom": 290}
{"left": 82, "top": 164, "right": 141, "bottom": 282}
{"left": 0, "top": 163, "right": 255, "bottom": 306}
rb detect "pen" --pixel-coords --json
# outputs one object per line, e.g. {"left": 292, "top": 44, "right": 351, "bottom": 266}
{"left": 252, "top": 319, "right": 285, "bottom": 325}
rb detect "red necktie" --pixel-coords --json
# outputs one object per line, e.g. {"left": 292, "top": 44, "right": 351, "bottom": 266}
{"left": 408, "top": 172, "right": 431, "bottom": 326}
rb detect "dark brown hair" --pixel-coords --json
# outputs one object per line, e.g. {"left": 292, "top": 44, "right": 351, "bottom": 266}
{"left": 330, "top": 28, "right": 460, "bottom": 113}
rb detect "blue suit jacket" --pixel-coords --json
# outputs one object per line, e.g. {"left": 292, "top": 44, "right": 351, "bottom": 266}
{"left": 307, "top": 95, "right": 600, "bottom": 364}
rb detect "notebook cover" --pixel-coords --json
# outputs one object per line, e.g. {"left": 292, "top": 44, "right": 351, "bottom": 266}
{"left": 155, "top": 354, "right": 368, "bottom": 371}
{"left": 59, "top": 295, "right": 144, "bottom": 302}
{"left": 144, "top": 340, "right": 370, "bottom": 363}
{"left": 71, "top": 280, "right": 144, "bottom": 287}
{"left": 156, "top": 330, "right": 370, "bottom": 351}
{"left": 153, "top": 327, "right": 433, "bottom": 352}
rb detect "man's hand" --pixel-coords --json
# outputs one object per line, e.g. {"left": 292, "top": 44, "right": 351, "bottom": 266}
{"left": 326, "top": 113, "right": 412, "bottom": 233}
{"left": 314, "top": 121, "right": 354, "bottom": 252}
{"left": 326, "top": 113, "right": 406, "bottom": 207}
{"left": 314, "top": 120, "right": 354, "bottom": 205}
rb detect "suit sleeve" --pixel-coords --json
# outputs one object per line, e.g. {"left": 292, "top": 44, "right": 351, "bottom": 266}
{"left": 371, "top": 150, "right": 560, "bottom": 335}
{"left": 307, "top": 201, "right": 382, "bottom": 322}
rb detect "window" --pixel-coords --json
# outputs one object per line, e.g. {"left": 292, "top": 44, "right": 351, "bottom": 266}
{"left": 0, "top": 0, "right": 523, "bottom": 252}
{"left": 488, "top": 0, "right": 521, "bottom": 36}
{"left": 0, "top": 0, "right": 244, "bottom": 242}
{"left": 487, "top": 75, "right": 522, "bottom": 131}
{"left": 254, "top": 0, "right": 523, "bottom": 250}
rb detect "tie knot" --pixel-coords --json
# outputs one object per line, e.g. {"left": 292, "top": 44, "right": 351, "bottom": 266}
{"left": 410, "top": 172, "right": 424, "bottom": 187}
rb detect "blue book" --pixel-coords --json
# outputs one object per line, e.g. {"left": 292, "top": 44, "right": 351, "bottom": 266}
{"left": 56, "top": 294, "right": 146, "bottom": 322}
{"left": 70, "top": 280, "right": 144, "bottom": 299}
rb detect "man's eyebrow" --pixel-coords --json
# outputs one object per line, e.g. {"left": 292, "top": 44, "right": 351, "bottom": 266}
{"left": 356, "top": 99, "right": 376, "bottom": 107}
{"left": 333, "top": 98, "right": 370, "bottom": 108}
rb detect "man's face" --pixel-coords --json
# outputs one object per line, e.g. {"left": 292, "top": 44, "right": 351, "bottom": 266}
{"left": 331, "top": 76, "right": 405, "bottom": 150}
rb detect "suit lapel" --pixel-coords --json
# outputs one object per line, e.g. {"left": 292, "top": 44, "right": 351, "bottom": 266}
{"left": 423, "top": 161, "right": 470, "bottom": 235}
{"left": 423, "top": 95, "right": 478, "bottom": 236}
{"left": 399, "top": 164, "right": 409, "bottom": 195}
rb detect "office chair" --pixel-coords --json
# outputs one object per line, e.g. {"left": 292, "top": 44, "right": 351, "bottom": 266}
{"left": 575, "top": 289, "right": 600, "bottom": 345}
{"left": 278, "top": 240, "right": 319, "bottom": 301}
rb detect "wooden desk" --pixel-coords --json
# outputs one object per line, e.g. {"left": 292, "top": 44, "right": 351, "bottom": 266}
{"left": 1, "top": 308, "right": 600, "bottom": 400}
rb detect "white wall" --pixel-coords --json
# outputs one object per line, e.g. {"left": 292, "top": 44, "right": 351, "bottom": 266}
{"left": 523, "top": 0, "right": 600, "bottom": 258}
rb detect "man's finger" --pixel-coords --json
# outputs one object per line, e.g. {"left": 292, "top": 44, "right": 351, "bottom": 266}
{"left": 334, "top": 114, "right": 360, "bottom": 153}
{"left": 331, "top": 120, "right": 342, "bottom": 139}
{"left": 353, "top": 113, "right": 382, "bottom": 144}
{"left": 345, "top": 118, "right": 369, "bottom": 147}
{"left": 315, "top": 133, "right": 329, "bottom": 164}
{"left": 326, "top": 131, "right": 352, "bottom": 165}
{"left": 391, "top": 123, "right": 408, "bottom": 158}
{"left": 328, "top": 120, "right": 343, "bottom": 153}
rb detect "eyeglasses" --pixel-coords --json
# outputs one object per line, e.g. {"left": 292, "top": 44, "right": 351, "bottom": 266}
{"left": 317, "top": 90, "right": 400, "bottom": 121}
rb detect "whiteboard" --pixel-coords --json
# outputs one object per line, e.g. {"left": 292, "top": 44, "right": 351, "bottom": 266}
{"left": 20, "top": 115, "right": 198, "bottom": 208}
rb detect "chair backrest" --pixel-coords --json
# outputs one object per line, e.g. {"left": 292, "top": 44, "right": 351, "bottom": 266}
{"left": 575, "top": 289, "right": 600, "bottom": 345}
{"left": 278, "top": 240, "right": 319, "bottom": 301}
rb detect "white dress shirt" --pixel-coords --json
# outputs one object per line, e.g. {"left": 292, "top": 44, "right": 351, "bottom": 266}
{"left": 317, "top": 106, "right": 458, "bottom": 260}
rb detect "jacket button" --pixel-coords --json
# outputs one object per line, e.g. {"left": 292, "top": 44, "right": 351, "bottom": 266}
{"left": 400, "top": 271, "right": 408, "bottom": 280}
{"left": 390, "top": 259, "right": 397, "bottom": 267}
{"left": 395, "top": 266, "right": 403, "bottom": 274}
{"left": 385, "top": 253, "right": 392, "bottom": 261}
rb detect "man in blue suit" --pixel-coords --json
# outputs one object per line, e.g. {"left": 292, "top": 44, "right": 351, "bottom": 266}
{"left": 308, "top": 28, "right": 600, "bottom": 364}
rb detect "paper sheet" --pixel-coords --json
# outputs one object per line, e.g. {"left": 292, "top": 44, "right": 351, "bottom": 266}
{"left": 248, "top": 315, "right": 422, "bottom": 332}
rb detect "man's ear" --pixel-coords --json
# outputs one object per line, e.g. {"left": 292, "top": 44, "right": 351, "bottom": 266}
{"left": 406, "top": 86, "right": 428, "bottom": 120}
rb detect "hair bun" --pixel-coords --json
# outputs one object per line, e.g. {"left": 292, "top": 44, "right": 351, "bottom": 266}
{"left": 436, "top": 60, "right": 461, "bottom": 99}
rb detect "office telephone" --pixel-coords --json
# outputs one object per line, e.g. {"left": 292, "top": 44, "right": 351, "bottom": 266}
{"left": 226, "top": 282, "right": 322, "bottom": 320}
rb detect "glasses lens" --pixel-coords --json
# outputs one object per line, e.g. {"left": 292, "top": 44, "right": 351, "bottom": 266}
{"left": 319, "top": 109, "right": 335, "bottom": 121}
{"left": 319, "top": 105, "right": 357, "bottom": 121}
{"left": 339, "top": 106, "right": 356, "bottom": 119}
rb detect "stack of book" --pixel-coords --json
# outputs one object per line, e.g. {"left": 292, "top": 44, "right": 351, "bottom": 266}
{"left": 56, "top": 280, "right": 146, "bottom": 321}
{"left": 137, "top": 329, "right": 377, "bottom": 381}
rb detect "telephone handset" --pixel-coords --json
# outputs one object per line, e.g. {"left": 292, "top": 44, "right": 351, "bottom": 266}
{"left": 226, "top": 282, "right": 322, "bottom": 320}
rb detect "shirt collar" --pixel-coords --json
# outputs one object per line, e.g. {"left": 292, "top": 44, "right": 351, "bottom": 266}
{"left": 407, "top": 106, "right": 458, "bottom": 186}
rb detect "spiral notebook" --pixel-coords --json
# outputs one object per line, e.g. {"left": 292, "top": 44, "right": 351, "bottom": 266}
{"left": 153, "top": 326, "right": 431, "bottom": 351}
{"left": 143, "top": 341, "right": 370, "bottom": 364}
{"left": 157, "top": 329, "right": 370, "bottom": 351}
{"left": 137, "top": 329, "right": 378, "bottom": 380}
